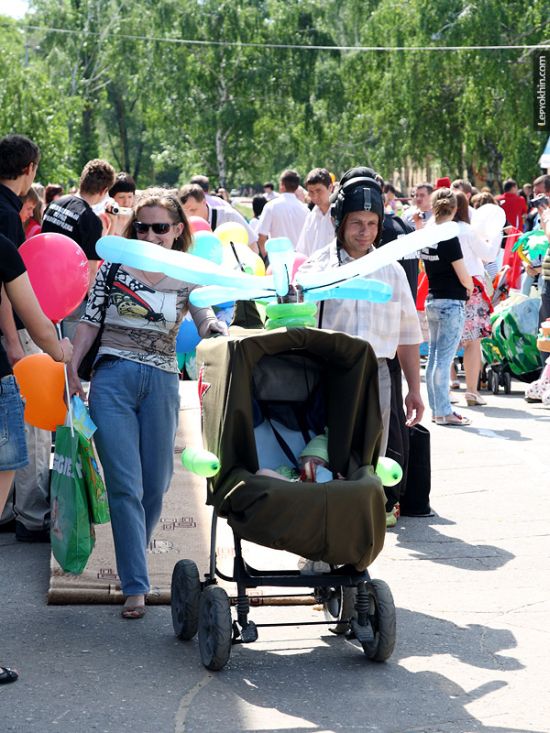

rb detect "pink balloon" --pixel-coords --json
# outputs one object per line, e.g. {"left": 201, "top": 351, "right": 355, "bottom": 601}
{"left": 291, "top": 253, "right": 307, "bottom": 280}
{"left": 19, "top": 233, "right": 89, "bottom": 323}
{"left": 266, "top": 253, "right": 308, "bottom": 281}
{"left": 188, "top": 216, "right": 211, "bottom": 233}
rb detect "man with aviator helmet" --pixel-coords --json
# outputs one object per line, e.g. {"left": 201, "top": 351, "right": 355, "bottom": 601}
{"left": 298, "top": 167, "right": 424, "bottom": 456}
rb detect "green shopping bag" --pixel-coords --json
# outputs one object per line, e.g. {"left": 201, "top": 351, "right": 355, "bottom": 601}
{"left": 78, "top": 434, "right": 110, "bottom": 525}
{"left": 50, "top": 426, "right": 95, "bottom": 574}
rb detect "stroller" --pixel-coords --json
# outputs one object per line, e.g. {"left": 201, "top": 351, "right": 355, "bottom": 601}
{"left": 481, "top": 294, "right": 541, "bottom": 394}
{"left": 170, "top": 327, "right": 395, "bottom": 670}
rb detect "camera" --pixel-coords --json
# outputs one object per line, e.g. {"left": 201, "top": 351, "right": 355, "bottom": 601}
{"left": 104, "top": 200, "right": 120, "bottom": 214}
{"left": 104, "top": 199, "right": 133, "bottom": 216}
{"left": 530, "top": 194, "right": 549, "bottom": 208}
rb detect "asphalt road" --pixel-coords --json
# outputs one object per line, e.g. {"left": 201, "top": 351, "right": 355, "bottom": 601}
{"left": 1, "top": 377, "right": 549, "bottom": 733}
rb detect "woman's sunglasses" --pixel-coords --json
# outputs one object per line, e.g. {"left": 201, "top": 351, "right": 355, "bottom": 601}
{"left": 134, "top": 222, "right": 174, "bottom": 235}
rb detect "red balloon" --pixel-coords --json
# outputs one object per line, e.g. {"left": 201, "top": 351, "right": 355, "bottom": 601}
{"left": 19, "top": 233, "right": 89, "bottom": 323}
{"left": 188, "top": 216, "right": 211, "bottom": 233}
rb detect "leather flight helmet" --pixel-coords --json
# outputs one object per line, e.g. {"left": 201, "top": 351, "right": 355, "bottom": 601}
{"left": 331, "top": 167, "right": 385, "bottom": 243}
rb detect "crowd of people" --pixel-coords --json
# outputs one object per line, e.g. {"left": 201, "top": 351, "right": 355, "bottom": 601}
{"left": 1, "top": 131, "right": 549, "bottom": 684}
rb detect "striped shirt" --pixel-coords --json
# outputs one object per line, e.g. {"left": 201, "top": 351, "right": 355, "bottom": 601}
{"left": 298, "top": 239, "right": 422, "bottom": 359}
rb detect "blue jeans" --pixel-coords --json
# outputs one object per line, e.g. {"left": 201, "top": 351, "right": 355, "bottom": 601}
{"left": 425, "top": 298, "right": 466, "bottom": 417}
{"left": 0, "top": 376, "right": 28, "bottom": 471}
{"left": 89, "top": 358, "right": 180, "bottom": 595}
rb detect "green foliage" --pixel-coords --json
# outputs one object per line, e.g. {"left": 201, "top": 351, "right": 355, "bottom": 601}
{"left": 0, "top": 0, "right": 547, "bottom": 191}
{"left": 0, "top": 17, "right": 79, "bottom": 184}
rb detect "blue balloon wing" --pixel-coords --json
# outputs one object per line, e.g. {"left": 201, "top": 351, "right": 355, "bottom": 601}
{"left": 96, "top": 236, "right": 274, "bottom": 290}
{"left": 190, "top": 285, "right": 277, "bottom": 308}
{"left": 265, "top": 237, "right": 294, "bottom": 297}
{"left": 296, "top": 222, "right": 459, "bottom": 291}
{"left": 303, "top": 277, "right": 392, "bottom": 303}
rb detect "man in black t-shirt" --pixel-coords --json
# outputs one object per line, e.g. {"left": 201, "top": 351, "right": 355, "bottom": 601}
{"left": 42, "top": 159, "right": 115, "bottom": 338}
{"left": 42, "top": 158, "right": 115, "bottom": 276}
{"left": 0, "top": 134, "right": 52, "bottom": 542}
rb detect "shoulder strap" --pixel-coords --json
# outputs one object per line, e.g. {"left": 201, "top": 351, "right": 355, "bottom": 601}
{"left": 258, "top": 401, "right": 300, "bottom": 469}
{"left": 98, "top": 263, "right": 120, "bottom": 323}
{"left": 211, "top": 208, "right": 218, "bottom": 230}
{"left": 105, "top": 262, "right": 120, "bottom": 289}
{"left": 318, "top": 301, "right": 325, "bottom": 329}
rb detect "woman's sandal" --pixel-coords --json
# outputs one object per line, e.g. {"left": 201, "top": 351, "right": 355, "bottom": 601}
{"left": 0, "top": 666, "right": 19, "bottom": 684}
{"left": 121, "top": 606, "right": 146, "bottom": 620}
{"left": 465, "top": 392, "right": 487, "bottom": 406}
{"left": 435, "top": 412, "right": 472, "bottom": 426}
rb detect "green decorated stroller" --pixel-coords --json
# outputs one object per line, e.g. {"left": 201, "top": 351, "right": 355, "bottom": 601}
{"left": 170, "top": 327, "right": 396, "bottom": 670}
{"left": 481, "top": 295, "right": 541, "bottom": 393}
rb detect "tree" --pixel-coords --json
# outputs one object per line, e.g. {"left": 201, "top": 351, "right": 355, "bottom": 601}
{"left": 0, "top": 16, "right": 78, "bottom": 184}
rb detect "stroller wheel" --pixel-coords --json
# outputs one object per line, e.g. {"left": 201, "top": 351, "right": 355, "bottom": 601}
{"left": 478, "top": 364, "right": 488, "bottom": 391}
{"left": 198, "top": 585, "right": 232, "bottom": 671}
{"left": 315, "top": 586, "right": 343, "bottom": 620}
{"left": 171, "top": 560, "right": 201, "bottom": 640}
{"left": 503, "top": 371, "right": 512, "bottom": 395}
{"left": 360, "top": 580, "right": 396, "bottom": 662}
{"left": 490, "top": 369, "right": 500, "bottom": 395}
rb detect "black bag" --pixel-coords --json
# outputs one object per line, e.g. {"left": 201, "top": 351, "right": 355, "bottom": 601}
{"left": 383, "top": 355, "right": 410, "bottom": 512}
{"left": 77, "top": 264, "right": 120, "bottom": 381}
{"left": 399, "top": 424, "right": 433, "bottom": 516}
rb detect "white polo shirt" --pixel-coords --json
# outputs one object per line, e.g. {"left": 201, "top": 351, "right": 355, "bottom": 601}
{"left": 257, "top": 192, "right": 308, "bottom": 247}
{"left": 296, "top": 205, "right": 335, "bottom": 256}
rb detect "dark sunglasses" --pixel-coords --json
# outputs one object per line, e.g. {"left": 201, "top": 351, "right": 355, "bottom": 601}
{"left": 134, "top": 221, "right": 174, "bottom": 235}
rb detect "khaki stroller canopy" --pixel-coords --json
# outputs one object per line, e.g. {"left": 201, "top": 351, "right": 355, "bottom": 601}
{"left": 196, "top": 327, "right": 387, "bottom": 570}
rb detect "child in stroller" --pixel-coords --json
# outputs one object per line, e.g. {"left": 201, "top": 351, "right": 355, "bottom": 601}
{"left": 171, "top": 326, "right": 396, "bottom": 670}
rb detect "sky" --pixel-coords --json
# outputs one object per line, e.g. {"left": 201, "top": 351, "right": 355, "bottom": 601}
{"left": 0, "top": 0, "right": 29, "bottom": 19}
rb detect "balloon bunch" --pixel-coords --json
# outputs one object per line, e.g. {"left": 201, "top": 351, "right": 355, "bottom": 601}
{"left": 176, "top": 220, "right": 265, "bottom": 374}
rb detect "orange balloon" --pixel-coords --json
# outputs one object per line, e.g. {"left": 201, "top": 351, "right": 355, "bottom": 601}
{"left": 13, "top": 354, "right": 67, "bottom": 431}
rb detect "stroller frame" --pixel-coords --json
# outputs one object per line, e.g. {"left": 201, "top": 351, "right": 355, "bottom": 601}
{"left": 171, "top": 328, "right": 396, "bottom": 670}
{"left": 171, "top": 505, "right": 396, "bottom": 671}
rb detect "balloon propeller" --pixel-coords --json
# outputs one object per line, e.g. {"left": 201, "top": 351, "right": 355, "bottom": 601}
{"left": 96, "top": 221, "right": 459, "bottom": 328}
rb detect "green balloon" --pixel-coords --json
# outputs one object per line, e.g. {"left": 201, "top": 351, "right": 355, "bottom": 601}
{"left": 181, "top": 447, "right": 220, "bottom": 477}
{"left": 375, "top": 457, "right": 403, "bottom": 487}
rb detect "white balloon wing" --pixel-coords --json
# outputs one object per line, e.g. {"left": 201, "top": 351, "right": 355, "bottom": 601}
{"left": 96, "top": 236, "right": 275, "bottom": 291}
{"left": 295, "top": 221, "right": 459, "bottom": 290}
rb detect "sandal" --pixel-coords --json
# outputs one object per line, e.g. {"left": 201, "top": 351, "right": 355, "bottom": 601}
{"left": 465, "top": 392, "right": 487, "bottom": 406}
{"left": 435, "top": 412, "right": 472, "bottom": 426}
{"left": 0, "top": 666, "right": 19, "bottom": 684}
{"left": 121, "top": 605, "right": 146, "bottom": 620}
{"left": 450, "top": 381, "right": 460, "bottom": 390}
